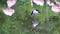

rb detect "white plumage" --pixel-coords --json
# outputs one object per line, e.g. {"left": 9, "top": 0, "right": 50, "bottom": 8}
{"left": 33, "top": 9, "right": 39, "bottom": 14}
{"left": 31, "top": 9, "right": 40, "bottom": 15}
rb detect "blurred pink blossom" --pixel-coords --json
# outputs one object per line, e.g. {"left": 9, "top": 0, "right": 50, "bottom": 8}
{"left": 55, "top": 2, "right": 60, "bottom": 6}
{"left": 47, "top": 0, "right": 51, "bottom": 6}
{"left": 51, "top": 5, "right": 60, "bottom": 12}
{"left": 46, "top": 0, "right": 60, "bottom": 12}
{"left": 7, "top": 0, "right": 17, "bottom": 8}
{"left": 2, "top": 8, "right": 15, "bottom": 16}
{"left": 31, "top": 0, "right": 44, "bottom": 6}
{"left": 47, "top": 0, "right": 55, "bottom": 6}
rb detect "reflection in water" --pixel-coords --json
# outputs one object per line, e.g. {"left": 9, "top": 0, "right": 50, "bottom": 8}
{"left": 32, "top": 21, "right": 38, "bottom": 28}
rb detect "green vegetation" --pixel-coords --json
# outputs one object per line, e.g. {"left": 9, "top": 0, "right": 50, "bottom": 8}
{"left": 0, "top": 0, "right": 60, "bottom": 34}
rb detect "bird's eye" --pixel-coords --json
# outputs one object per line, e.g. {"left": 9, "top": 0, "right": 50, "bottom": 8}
{"left": 35, "top": 9, "right": 39, "bottom": 11}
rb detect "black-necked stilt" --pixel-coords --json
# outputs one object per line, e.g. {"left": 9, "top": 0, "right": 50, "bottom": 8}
{"left": 31, "top": 9, "right": 40, "bottom": 15}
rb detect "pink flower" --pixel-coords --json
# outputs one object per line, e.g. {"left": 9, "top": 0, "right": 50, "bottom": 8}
{"left": 47, "top": 0, "right": 52, "bottom": 6}
{"left": 47, "top": 0, "right": 50, "bottom": 5}
{"left": 47, "top": 0, "right": 55, "bottom": 6}
{"left": 2, "top": 8, "right": 15, "bottom": 16}
{"left": 51, "top": 5, "right": 60, "bottom": 12}
{"left": 31, "top": 0, "right": 44, "bottom": 6}
{"left": 7, "top": 0, "right": 17, "bottom": 8}
{"left": 55, "top": 2, "right": 60, "bottom": 6}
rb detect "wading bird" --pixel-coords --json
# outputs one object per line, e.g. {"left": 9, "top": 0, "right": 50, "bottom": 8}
{"left": 31, "top": 9, "right": 40, "bottom": 15}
